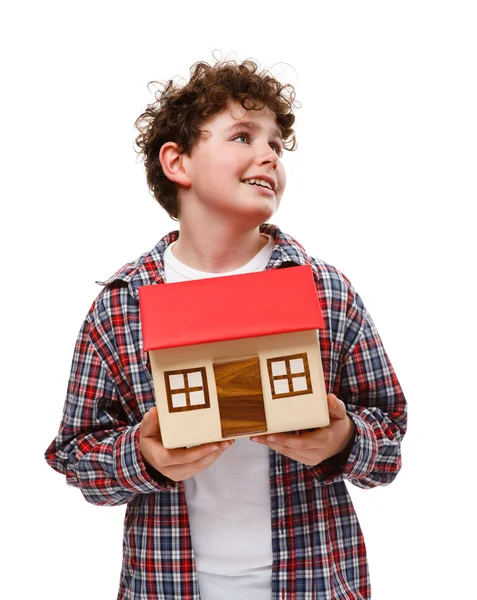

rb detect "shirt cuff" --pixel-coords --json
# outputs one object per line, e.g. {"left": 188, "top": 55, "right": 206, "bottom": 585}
{"left": 113, "top": 423, "right": 178, "bottom": 493}
{"left": 307, "top": 411, "right": 378, "bottom": 485}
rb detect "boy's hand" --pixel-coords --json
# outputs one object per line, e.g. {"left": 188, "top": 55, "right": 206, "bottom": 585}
{"left": 139, "top": 407, "right": 234, "bottom": 481}
{"left": 250, "top": 394, "right": 355, "bottom": 467}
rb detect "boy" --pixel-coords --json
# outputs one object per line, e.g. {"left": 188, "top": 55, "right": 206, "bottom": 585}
{"left": 45, "top": 58, "right": 407, "bottom": 600}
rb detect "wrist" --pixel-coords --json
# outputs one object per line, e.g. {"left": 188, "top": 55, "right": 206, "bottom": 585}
{"left": 337, "top": 416, "right": 356, "bottom": 456}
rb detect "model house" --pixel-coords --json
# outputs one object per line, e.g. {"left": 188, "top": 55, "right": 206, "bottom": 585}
{"left": 139, "top": 265, "right": 329, "bottom": 448}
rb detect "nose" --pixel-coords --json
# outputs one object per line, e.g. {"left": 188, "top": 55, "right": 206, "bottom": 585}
{"left": 255, "top": 141, "right": 279, "bottom": 169}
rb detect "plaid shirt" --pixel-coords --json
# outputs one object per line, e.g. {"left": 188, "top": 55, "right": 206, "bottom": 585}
{"left": 45, "top": 224, "right": 407, "bottom": 600}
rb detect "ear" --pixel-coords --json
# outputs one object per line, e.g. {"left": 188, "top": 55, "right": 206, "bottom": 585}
{"left": 159, "top": 142, "right": 191, "bottom": 188}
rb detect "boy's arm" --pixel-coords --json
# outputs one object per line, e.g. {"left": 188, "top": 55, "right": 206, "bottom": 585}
{"left": 249, "top": 272, "right": 406, "bottom": 487}
{"left": 308, "top": 302, "right": 407, "bottom": 488}
{"left": 45, "top": 316, "right": 177, "bottom": 507}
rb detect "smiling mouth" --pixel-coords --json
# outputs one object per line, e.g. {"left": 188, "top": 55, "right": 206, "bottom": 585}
{"left": 242, "top": 182, "right": 275, "bottom": 194}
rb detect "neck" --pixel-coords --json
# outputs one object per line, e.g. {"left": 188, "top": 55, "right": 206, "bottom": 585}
{"left": 172, "top": 216, "right": 268, "bottom": 273}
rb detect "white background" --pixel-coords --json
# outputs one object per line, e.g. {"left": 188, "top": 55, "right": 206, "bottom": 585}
{"left": 2, "top": 1, "right": 475, "bottom": 598}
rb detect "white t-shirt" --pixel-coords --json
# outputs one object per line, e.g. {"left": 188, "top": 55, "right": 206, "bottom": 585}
{"left": 163, "top": 234, "right": 275, "bottom": 600}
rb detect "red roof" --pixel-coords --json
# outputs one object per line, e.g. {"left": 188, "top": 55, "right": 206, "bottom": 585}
{"left": 139, "top": 265, "right": 324, "bottom": 351}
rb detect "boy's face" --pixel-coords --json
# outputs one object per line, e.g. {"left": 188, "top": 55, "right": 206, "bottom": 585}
{"left": 181, "top": 101, "right": 286, "bottom": 225}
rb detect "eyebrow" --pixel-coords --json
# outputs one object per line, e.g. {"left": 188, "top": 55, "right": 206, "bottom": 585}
{"left": 227, "top": 120, "right": 283, "bottom": 142}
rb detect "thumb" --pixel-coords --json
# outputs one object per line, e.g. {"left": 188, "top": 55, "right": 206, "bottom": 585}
{"left": 327, "top": 394, "right": 346, "bottom": 420}
{"left": 140, "top": 406, "right": 161, "bottom": 438}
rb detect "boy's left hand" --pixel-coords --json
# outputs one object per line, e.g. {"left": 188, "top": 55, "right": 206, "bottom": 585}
{"left": 250, "top": 394, "right": 355, "bottom": 467}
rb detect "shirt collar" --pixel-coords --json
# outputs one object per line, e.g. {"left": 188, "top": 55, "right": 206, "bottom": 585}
{"left": 97, "top": 223, "right": 312, "bottom": 300}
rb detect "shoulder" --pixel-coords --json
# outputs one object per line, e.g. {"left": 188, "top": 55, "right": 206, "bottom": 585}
{"left": 269, "top": 224, "right": 356, "bottom": 301}
{"left": 272, "top": 226, "right": 368, "bottom": 347}
{"left": 88, "top": 253, "right": 146, "bottom": 322}
{"left": 86, "top": 230, "right": 178, "bottom": 325}
{"left": 309, "top": 255, "right": 367, "bottom": 337}
{"left": 308, "top": 255, "right": 354, "bottom": 297}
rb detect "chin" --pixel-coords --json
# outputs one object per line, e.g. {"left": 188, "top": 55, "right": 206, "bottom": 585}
{"left": 246, "top": 197, "right": 278, "bottom": 217}
{"left": 218, "top": 194, "right": 278, "bottom": 225}
{"left": 239, "top": 204, "right": 276, "bottom": 225}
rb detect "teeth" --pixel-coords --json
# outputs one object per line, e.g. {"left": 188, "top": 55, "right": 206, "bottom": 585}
{"left": 243, "top": 178, "right": 273, "bottom": 190}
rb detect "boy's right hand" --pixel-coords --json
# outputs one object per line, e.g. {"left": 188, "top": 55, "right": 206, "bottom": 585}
{"left": 139, "top": 407, "right": 233, "bottom": 482}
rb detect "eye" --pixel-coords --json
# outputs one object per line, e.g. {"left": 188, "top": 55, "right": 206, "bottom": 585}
{"left": 233, "top": 133, "right": 250, "bottom": 144}
{"left": 270, "top": 143, "right": 283, "bottom": 156}
{"left": 233, "top": 132, "right": 283, "bottom": 157}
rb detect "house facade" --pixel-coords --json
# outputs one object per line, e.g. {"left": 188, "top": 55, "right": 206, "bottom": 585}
{"left": 139, "top": 266, "right": 329, "bottom": 448}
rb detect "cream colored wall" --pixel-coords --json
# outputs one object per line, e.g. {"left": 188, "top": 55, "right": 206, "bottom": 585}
{"left": 149, "top": 330, "right": 329, "bottom": 449}
{"left": 149, "top": 352, "right": 222, "bottom": 448}
{"left": 258, "top": 331, "right": 329, "bottom": 434}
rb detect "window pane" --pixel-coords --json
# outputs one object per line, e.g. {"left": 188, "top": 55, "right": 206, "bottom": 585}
{"left": 274, "top": 379, "right": 290, "bottom": 394}
{"left": 289, "top": 358, "right": 305, "bottom": 374}
{"left": 187, "top": 371, "right": 203, "bottom": 388}
{"left": 171, "top": 392, "right": 187, "bottom": 407}
{"left": 169, "top": 374, "right": 184, "bottom": 390}
{"left": 292, "top": 376, "right": 308, "bottom": 392}
{"left": 271, "top": 361, "right": 287, "bottom": 376}
{"left": 189, "top": 390, "right": 206, "bottom": 405}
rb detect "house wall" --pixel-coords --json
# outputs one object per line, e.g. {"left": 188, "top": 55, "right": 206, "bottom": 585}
{"left": 149, "top": 330, "right": 329, "bottom": 449}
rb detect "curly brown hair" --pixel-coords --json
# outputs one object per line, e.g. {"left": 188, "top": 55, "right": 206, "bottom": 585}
{"left": 134, "top": 57, "right": 299, "bottom": 220}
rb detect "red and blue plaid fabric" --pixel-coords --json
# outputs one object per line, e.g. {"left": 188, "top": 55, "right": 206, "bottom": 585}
{"left": 45, "top": 224, "right": 407, "bottom": 600}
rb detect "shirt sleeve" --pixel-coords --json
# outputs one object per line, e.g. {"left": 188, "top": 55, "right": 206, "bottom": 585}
{"left": 308, "top": 290, "right": 407, "bottom": 488}
{"left": 45, "top": 316, "right": 177, "bottom": 506}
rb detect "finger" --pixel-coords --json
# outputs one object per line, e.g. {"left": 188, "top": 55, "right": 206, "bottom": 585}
{"left": 327, "top": 394, "right": 347, "bottom": 420}
{"left": 162, "top": 439, "right": 234, "bottom": 467}
{"left": 251, "top": 428, "right": 330, "bottom": 451}
{"left": 140, "top": 407, "right": 161, "bottom": 438}
{"left": 253, "top": 439, "right": 323, "bottom": 467}
{"left": 163, "top": 442, "right": 234, "bottom": 480}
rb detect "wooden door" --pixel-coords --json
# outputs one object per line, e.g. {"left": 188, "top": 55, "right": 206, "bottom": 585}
{"left": 213, "top": 357, "right": 267, "bottom": 438}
